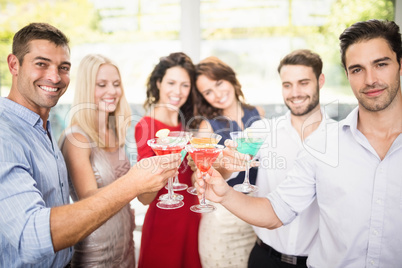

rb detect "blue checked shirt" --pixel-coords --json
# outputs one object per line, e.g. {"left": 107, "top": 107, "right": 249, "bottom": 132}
{"left": 0, "top": 97, "right": 72, "bottom": 267}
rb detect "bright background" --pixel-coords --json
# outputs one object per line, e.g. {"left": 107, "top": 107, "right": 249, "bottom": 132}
{"left": 0, "top": 0, "right": 401, "bottom": 265}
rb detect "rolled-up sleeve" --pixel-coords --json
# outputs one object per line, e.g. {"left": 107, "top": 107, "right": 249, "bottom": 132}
{"left": 266, "top": 149, "right": 318, "bottom": 226}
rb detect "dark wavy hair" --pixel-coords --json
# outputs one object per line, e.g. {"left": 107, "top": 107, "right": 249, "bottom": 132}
{"left": 143, "top": 52, "right": 195, "bottom": 128}
{"left": 339, "top": 19, "right": 402, "bottom": 70}
{"left": 194, "top": 56, "right": 254, "bottom": 122}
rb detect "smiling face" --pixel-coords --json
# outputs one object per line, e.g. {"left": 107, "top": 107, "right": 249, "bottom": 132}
{"left": 280, "top": 64, "right": 322, "bottom": 116}
{"left": 345, "top": 38, "right": 402, "bottom": 112}
{"left": 10, "top": 39, "right": 71, "bottom": 116}
{"left": 156, "top": 66, "right": 191, "bottom": 108}
{"left": 94, "top": 64, "right": 122, "bottom": 114}
{"left": 196, "top": 74, "right": 236, "bottom": 110}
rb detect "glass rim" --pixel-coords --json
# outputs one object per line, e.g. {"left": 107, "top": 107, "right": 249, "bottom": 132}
{"left": 185, "top": 143, "right": 225, "bottom": 150}
{"left": 147, "top": 137, "right": 189, "bottom": 148}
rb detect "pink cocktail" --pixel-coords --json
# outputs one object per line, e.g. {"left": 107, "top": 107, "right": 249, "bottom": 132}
{"left": 186, "top": 144, "right": 224, "bottom": 213}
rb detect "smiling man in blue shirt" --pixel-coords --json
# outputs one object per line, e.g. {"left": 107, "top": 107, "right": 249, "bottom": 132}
{"left": 0, "top": 23, "right": 180, "bottom": 267}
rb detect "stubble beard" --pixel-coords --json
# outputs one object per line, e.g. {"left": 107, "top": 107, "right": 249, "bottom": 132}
{"left": 286, "top": 88, "right": 320, "bottom": 117}
{"left": 358, "top": 79, "right": 400, "bottom": 112}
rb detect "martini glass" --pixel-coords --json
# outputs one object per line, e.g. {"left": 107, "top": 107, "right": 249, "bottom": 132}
{"left": 186, "top": 143, "right": 224, "bottom": 213}
{"left": 230, "top": 130, "right": 266, "bottom": 193}
{"left": 147, "top": 134, "right": 189, "bottom": 209}
{"left": 159, "top": 132, "right": 192, "bottom": 202}
{"left": 160, "top": 148, "right": 189, "bottom": 201}
{"left": 186, "top": 132, "right": 222, "bottom": 195}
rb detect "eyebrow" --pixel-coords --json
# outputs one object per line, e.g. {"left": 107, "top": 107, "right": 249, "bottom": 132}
{"left": 34, "top": 56, "right": 71, "bottom": 67}
{"left": 282, "top": 78, "right": 310, "bottom": 84}
{"left": 347, "top": 57, "right": 391, "bottom": 71}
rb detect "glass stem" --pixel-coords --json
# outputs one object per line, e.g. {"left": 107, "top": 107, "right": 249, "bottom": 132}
{"left": 200, "top": 172, "right": 207, "bottom": 205}
{"left": 173, "top": 175, "right": 179, "bottom": 185}
{"left": 243, "top": 160, "right": 251, "bottom": 186}
{"left": 167, "top": 177, "right": 174, "bottom": 200}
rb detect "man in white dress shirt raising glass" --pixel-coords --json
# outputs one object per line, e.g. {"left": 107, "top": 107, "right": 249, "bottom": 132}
{"left": 247, "top": 49, "right": 335, "bottom": 268}
{"left": 196, "top": 19, "right": 402, "bottom": 268}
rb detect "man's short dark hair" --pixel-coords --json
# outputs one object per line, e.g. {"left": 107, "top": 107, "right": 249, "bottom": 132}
{"left": 277, "top": 49, "right": 323, "bottom": 80}
{"left": 339, "top": 19, "right": 402, "bottom": 70}
{"left": 12, "top": 22, "right": 70, "bottom": 64}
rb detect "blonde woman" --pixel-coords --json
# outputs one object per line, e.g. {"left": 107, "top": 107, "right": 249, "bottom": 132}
{"left": 59, "top": 54, "right": 135, "bottom": 267}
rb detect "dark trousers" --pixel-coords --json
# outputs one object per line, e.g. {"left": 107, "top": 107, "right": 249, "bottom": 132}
{"left": 248, "top": 242, "right": 308, "bottom": 268}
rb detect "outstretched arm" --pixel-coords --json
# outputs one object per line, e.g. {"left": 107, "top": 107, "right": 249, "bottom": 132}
{"left": 50, "top": 153, "right": 180, "bottom": 251}
{"left": 195, "top": 167, "right": 282, "bottom": 229}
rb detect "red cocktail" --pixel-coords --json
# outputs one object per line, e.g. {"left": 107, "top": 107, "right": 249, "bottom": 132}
{"left": 148, "top": 136, "right": 189, "bottom": 210}
{"left": 186, "top": 132, "right": 222, "bottom": 195}
{"left": 186, "top": 143, "right": 224, "bottom": 213}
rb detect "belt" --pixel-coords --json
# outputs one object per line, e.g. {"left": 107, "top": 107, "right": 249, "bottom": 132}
{"left": 256, "top": 237, "right": 308, "bottom": 265}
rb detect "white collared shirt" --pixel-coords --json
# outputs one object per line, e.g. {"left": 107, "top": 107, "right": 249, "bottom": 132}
{"left": 251, "top": 108, "right": 333, "bottom": 256}
{"left": 268, "top": 107, "right": 402, "bottom": 267}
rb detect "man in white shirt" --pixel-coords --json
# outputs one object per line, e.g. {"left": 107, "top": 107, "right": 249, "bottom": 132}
{"left": 248, "top": 50, "right": 335, "bottom": 268}
{"left": 196, "top": 19, "right": 402, "bottom": 268}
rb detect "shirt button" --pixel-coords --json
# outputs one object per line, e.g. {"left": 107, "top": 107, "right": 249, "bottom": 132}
{"left": 61, "top": 183, "right": 64, "bottom": 187}
{"left": 370, "top": 260, "right": 375, "bottom": 265}
{"left": 376, "top": 199, "right": 382, "bottom": 205}
{"left": 372, "top": 229, "right": 379, "bottom": 236}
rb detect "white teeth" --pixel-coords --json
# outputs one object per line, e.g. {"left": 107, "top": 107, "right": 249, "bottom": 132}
{"left": 103, "top": 99, "right": 114, "bottom": 103}
{"left": 40, "top": 86, "right": 58, "bottom": 92}
{"left": 170, "top": 97, "right": 180, "bottom": 102}
{"left": 219, "top": 95, "right": 228, "bottom": 104}
{"left": 291, "top": 98, "right": 306, "bottom": 104}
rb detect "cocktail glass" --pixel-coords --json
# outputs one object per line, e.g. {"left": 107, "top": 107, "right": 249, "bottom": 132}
{"left": 159, "top": 132, "right": 192, "bottom": 202}
{"left": 160, "top": 149, "right": 189, "bottom": 201}
{"left": 147, "top": 133, "right": 189, "bottom": 209}
{"left": 186, "top": 143, "right": 224, "bottom": 213}
{"left": 230, "top": 130, "right": 267, "bottom": 193}
{"left": 186, "top": 132, "right": 222, "bottom": 195}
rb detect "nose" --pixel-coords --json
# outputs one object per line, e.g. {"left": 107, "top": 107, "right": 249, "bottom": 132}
{"left": 46, "top": 66, "right": 61, "bottom": 84}
{"left": 289, "top": 85, "right": 302, "bottom": 97}
{"left": 173, "top": 84, "right": 182, "bottom": 95}
{"left": 215, "top": 89, "right": 222, "bottom": 99}
{"left": 364, "top": 68, "right": 378, "bottom": 86}
{"left": 107, "top": 84, "right": 117, "bottom": 95}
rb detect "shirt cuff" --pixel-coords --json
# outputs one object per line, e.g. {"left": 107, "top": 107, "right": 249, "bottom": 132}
{"left": 267, "top": 191, "right": 297, "bottom": 225}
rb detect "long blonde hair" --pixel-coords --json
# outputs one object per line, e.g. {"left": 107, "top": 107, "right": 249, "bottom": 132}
{"left": 70, "top": 54, "right": 131, "bottom": 148}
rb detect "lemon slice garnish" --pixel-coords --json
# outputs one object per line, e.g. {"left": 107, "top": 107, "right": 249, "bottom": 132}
{"left": 193, "top": 144, "right": 214, "bottom": 149}
{"left": 156, "top": 128, "right": 170, "bottom": 138}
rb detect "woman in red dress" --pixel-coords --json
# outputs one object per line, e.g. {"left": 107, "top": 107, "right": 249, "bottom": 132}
{"left": 134, "top": 52, "right": 202, "bottom": 268}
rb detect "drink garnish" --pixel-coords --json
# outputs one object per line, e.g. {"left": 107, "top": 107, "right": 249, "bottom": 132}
{"left": 156, "top": 128, "right": 170, "bottom": 138}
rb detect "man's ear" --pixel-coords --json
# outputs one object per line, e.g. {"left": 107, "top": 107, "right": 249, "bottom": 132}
{"left": 399, "top": 57, "right": 402, "bottom": 76}
{"left": 7, "top": 54, "right": 19, "bottom": 76}
{"left": 318, "top": 73, "right": 325, "bottom": 90}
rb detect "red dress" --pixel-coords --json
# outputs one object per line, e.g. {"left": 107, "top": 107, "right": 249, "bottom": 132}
{"left": 135, "top": 116, "right": 202, "bottom": 268}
